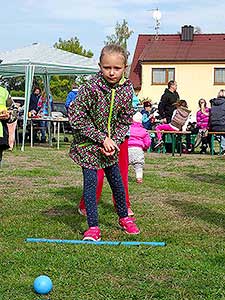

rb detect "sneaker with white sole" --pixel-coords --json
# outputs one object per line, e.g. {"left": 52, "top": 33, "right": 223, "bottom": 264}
{"left": 83, "top": 226, "right": 101, "bottom": 241}
{"left": 78, "top": 207, "right": 87, "bottom": 216}
{"left": 119, "top": 217, "right": 140, "bottom": 235}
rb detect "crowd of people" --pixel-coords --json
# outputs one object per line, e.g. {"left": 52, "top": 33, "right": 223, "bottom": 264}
{"left": 137, "top": 81, "right": 225, "bottom": 156}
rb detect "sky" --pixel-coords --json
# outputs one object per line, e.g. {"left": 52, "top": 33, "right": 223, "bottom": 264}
{"left": 1, "top": 0, "right": 225, "bottom": 62}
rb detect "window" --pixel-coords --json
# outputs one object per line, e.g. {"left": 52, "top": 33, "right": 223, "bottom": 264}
{"left": 152, "top": 68, "right": 175, "bottom": 85}
{"left": 214, "top": 68, "right": 225, "bottom": 84}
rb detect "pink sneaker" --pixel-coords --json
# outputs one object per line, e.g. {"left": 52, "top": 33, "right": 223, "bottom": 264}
{"left": 119, "top": 217, "right": 140, "bottom": 235}
{"left": 83, "top": 226, "right": 101, "bottom": 241}
{"left": 78, "top": 207, "right": 87, "bottom": 216}
{"left": 127, "top": 208, "right": 134, "bottom": 217}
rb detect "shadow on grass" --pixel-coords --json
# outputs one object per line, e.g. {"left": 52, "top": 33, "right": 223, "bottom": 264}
{"left": 167, "top": 199, "right": 225, "bottom": 229}
{"left": 42, "top": 186, "right": 84, "bottom": 233}
{"left": 187, "top": 172, "right": 225, "bottom": 186}
{"left": 42, "top": 186, "right": 116, "bottom": 232}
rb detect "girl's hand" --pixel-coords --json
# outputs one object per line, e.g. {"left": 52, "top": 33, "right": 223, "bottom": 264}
{"left": 103, "top": 137, "right": 120, "bottom": 152}
{"left": 100, "top": 147, "right": 115, "bottom": 156}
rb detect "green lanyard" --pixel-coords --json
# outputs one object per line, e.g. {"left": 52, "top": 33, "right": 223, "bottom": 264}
{"left": 107, "top": 74, "right": 125, "bottom": 139}
{"left": 107, "top": 88, "right": 115, "bottom": 139}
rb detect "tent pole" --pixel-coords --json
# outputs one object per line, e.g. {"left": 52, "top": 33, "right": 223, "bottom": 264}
{"left": 21, "top": 64, "right": 35, "bottom": 151}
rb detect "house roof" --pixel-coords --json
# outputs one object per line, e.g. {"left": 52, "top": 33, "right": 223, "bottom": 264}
{"left": 129, "top": 33, "right": 225, "bottom": 89}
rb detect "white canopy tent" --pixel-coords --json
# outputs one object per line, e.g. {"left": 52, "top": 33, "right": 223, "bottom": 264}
{"left": 0, "top": 43, "right": 98, "bottom": 150}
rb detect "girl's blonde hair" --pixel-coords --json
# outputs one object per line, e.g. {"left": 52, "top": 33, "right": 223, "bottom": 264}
{"left": 175, "top": 99, "right": 188, "bottom": 108}
{"left": 41, "top": 91, "right": 46, "bottom": 98}
{"left": 100, "top": 44, "right": 128, "bottom": 65}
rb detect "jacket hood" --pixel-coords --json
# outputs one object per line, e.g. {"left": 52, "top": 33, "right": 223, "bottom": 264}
{"left": 89, "top": 71, "right": 131, "bottom": 93}
{"left": 132, "top": 121, "right": 144, "bottom": 127}
{"left": 210, "top": 97, "right": 225, "bottom": 106}
{"left": 164, "top": 88, "right": 175, "bottom": 95}
{"left": 177, "top": 106, "right": 191, "bottom": 114}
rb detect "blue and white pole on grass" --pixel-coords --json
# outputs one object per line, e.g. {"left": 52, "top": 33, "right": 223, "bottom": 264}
{"left": 26, "top": 238, "right": 166, "bottom": 247}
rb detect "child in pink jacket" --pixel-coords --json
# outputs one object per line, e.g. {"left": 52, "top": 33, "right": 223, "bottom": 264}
{"left": 128, "top": 112, "right": 151, "bottom": 183}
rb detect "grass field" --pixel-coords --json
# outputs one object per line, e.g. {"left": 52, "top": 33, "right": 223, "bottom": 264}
{"left": 1, "top": 144, "right": 225, "bottom": 299}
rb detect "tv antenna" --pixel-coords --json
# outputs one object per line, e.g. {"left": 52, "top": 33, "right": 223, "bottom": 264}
{"left": 152, "top": 8, "right": 162, "bottom": 39}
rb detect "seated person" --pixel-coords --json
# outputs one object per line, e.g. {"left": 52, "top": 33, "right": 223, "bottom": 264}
{"left": 141, "top": 101, "right": 154, "bottom": 130}
{"left": 154, "top": 100, "right": 191, "bottom": 149}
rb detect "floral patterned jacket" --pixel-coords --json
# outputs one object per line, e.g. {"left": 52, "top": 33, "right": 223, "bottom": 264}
{"left": 68, "top": 72, "right": 134, "bottom": 169}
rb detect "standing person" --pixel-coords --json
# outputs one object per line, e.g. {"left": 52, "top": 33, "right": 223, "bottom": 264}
{"left": 78, "top": 89, "right": 140, "bottom": 217}
{"left": 158, "top": 80, "right": 180, "bottom": 123}
{"left": 154, "top": 100, "right": 191, "bottom": 148}
{"left": 29, "top": 87, "right": 41, "bottom": 116}
{"left": 78, "top": 89, "right": 140, "bottom": 218}
{"left": 128, "top": 112, "right": 151, "bottom": 184}
{"left": 37, "top": 91, "right": 53, "bottom": 143}
{"left": 65, "top": 82, "right": 79, "bottom": 113}
{"left": 28, "top": 87, "right": 41, "bottom": 142}
{"left": 0, "top": 86, "right": 17, "bottom": 166}
{"left": 68, "top": 44, "right": 140, "bottom": 241}
{"left": 196, "top": 98, "right": 211, "bottom": 154}
{"left": 210, "top": 89, "right": 225, "bottom": 154}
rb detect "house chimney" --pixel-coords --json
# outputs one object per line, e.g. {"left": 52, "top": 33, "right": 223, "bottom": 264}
{"left": 181, "top": 25, "right": 194, "bottom": 41}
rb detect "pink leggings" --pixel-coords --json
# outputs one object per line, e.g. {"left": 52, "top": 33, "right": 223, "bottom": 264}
{"left": 155, "top": 124, "right": 178, "bottom": 140}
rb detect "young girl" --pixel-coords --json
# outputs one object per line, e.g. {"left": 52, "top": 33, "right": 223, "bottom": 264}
{"left": 128, "top": 112, "right": 151, "bottom": 183}
{"left": 196, "top": 98, "right": 211, "bottom": 154}
{"left": 155, "top": 100, "right": 191, "bottom": 148}
{"left": 77, "top": 90, "right": 140, "bottom": 217}
{"left": 68, "top": 44, "right": 140, "bottom": 241}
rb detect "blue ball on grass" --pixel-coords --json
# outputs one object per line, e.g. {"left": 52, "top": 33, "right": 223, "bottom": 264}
{"left": 33, "top": 275, "right": 53, "bottom": 295}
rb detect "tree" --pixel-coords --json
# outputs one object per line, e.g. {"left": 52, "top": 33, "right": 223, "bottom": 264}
{"left": 54, "top": 37, "right": 93, "bottom": 58}
{"left": 104, "top": 19, "right": 133, "bottom": 52}
{"left": 51, "top": 37, "right": 94, "bottom": 100}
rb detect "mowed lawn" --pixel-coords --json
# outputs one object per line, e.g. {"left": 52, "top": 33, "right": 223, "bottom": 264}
{"left": 1, "top": 145, "right": 225, "bottom": 299}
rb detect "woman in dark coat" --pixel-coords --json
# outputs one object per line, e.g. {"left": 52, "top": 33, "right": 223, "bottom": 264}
{"left": 210, "top": 89, "right": 225, "bottom": 153}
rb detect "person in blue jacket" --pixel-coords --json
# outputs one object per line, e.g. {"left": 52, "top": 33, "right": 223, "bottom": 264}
{"left": 65, "top": 83, "right": 79, "bottom": 112}
{"left": 141, "top": 101, "right": 153, "bottom": 130}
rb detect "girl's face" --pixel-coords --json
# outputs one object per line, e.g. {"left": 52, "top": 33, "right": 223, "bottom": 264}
{"left": 199, "top": 99, "right": 206, "bottom": 107}
{"left": 99, "top": 53, "right": 127, "bottom": 85}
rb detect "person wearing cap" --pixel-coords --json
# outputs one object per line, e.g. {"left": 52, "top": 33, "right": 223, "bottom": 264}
{"left": 128, "top": 112, "right": 151, "bottom": 184}
{"left": 141, "top": 101, "right": 154, "bottom": 130}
